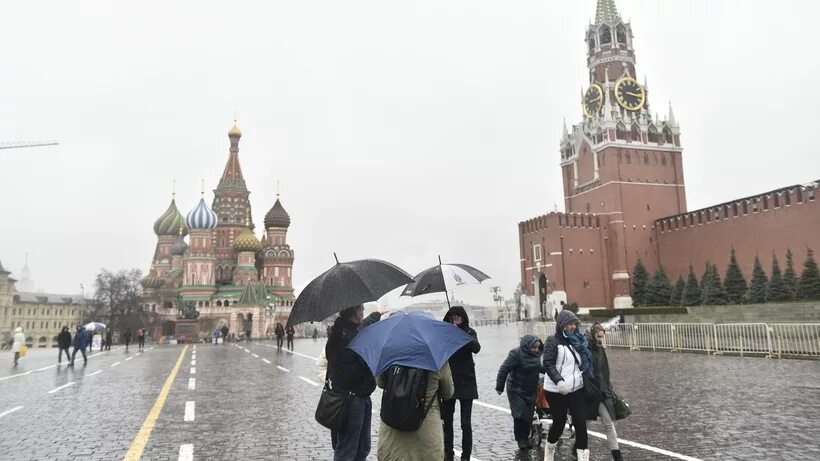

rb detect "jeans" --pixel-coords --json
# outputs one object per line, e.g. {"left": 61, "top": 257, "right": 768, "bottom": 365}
{"left": 276, "top": 336, "right": 284, "bottom": 349}
{"left": 545, "top": 389, "right": 588, "bottom": 450}
{"left": 442, "top": 398, "right": 473, "bottom": 458}
{"left": 598, "top": 401, "right": 619, "bottom": 450}
{"left": 58, "top": 347, "right": 71, "bottom": 363}
{"left": 71, "top": 347, "right": 88, "bottom": 365}
{"left": 332, "top": 395, "right": 372, "bottom": 461}
{"left": 513, "top": 417, "right": 531, "bottom": 442}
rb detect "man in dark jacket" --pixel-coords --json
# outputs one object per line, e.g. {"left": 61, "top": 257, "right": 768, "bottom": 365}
{"left": 105, "top": 330, "right": 112, "bottom": 351}
{"left": 285, "top": 326, "right": 295, "bottom": 351}
{"left": 220, "top": 325, "right": 229, "bottom": 345}
{"left": 123, "top": 328, "right": 132, "bottom": 352}
{"left": 57, "top": 326, "right": 72, "bottom": 363}
{"left": 442, "top": 306, "right": 481, "bottom": 461}
{"left": 274, "top": 323, "right": 285, "bottom": 350}
{"left": 496, "top": 334, "right": 543, "bottom": 450}
{"left": 325, "top": 304, "right": 384, "bottom": 461}
{"left": 70, "top": 326, "right": 89, "bottom": 366}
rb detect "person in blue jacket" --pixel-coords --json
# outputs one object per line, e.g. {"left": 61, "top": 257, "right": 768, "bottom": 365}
{"left": 70, "top": 326, "right": 89, "bottom": 366}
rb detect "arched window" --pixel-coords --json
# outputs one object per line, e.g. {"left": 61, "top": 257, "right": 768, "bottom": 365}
{"left": 616, "top": 25, "right": 627, "bottom": 44}
{"left": 648, "top": 126, "right": 659, "bottom": 144}
{"left": 616, "top": 123, "right": 627, "bottom": 141}
{"left": 599, "top": 25, "right": 612, "bottom": 45}
{"left": 216, "top": 300, "right": 222, "bottom": 307}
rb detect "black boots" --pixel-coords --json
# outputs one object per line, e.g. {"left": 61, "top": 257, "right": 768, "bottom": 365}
{"left": 517, "top": 439, "right": 530, "bottom": 450}
{"left": 612, "top": 449, "right": 623, "bottom": 461}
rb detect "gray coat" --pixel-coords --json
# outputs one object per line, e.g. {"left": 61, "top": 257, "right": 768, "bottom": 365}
{"left": 586, "top": 332, "right": 616, "bottom": 421}
{"left": 496, "top": 335, "right": 542, "bottom": 420}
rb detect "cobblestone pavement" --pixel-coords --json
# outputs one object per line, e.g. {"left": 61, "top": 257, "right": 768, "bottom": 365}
{"left": 1, "top": 324, "right": 818, "bottom": 460}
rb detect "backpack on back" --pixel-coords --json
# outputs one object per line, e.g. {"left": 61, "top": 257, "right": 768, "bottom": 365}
{"left": 380, "top": 365, "right": 433, "bottom": 431}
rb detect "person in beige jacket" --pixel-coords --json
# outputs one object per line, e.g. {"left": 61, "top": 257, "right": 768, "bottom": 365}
{"left": 376, "top": 363, "right": 454, "bottom": 461}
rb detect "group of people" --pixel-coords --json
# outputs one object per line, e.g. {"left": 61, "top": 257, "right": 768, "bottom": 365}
{"left": 274, "top": 322, "right": 296, "bottom": 351}
{"left": 9, "top": 325, "right": 148, "bottom": 367}
{"left": 212, "top": 324, "right": 230, "bottom": 345}
{"left": 495, "top": 310, "right": 623, "bottom": 461}
{"left": 322, "top": 304, "right": 481, "bottom": 461}
{"left": 319, "top": 306, "right": 623, "bottom": 461}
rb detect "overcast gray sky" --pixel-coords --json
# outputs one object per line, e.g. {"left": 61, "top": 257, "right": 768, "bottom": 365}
{"left": 1, "top": 0, "right": 818, "bottom": 306}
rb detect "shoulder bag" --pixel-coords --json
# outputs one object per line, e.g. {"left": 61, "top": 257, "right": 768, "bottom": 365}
{"left": 315, "top": 379, "right": 353, "bottom": 432}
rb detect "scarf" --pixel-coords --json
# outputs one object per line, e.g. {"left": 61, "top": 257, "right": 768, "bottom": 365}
{"left": 565, "top": 330, "right": 593, "bottom": 374}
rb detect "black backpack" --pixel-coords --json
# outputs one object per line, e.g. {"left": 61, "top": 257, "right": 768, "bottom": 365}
{"left": 380, "top": 365, "right": 433, "bottom": 431}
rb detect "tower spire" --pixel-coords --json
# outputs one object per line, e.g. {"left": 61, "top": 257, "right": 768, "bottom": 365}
{"left": 668, "top": 100, "right": 678, "bottom": 127}
{"left": 595, "top": 0, "right": 621, "bottom": 25}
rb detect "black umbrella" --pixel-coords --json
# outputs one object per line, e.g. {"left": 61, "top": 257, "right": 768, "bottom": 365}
{"left": 287, "top": 254, "right": 414, "bottom": 327}
{"left": 401, "top": 256, "right": 491, "bottom": 307}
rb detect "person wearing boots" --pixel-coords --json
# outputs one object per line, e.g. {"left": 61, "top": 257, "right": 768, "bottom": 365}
{"left": 586, "top": 323, "right": 623, "bottom": 461}
{"left": 541, "top": 310, "right": 590, "bottom": 461}
{"left": 442, "top": 306, "right": 481, "bottom": 461}
{"left": 495, "top": 335, "right": 543, "bottom": 451}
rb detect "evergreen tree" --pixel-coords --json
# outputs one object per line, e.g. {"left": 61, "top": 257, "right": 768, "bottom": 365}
{"left": 747, "top": 256, "right": 768, "bottom": 304}
{"left": 766, "top": 253, "right": 791, "bottom": 302}
{"left": 702, "top": 263, "right": 728, "bottom": 305}
{"left": 631, "top": 259, "right": 649, "bottom": 307}
{"left": 645, "top": 266, "right": 673, "bottom": 306}
{"left": 723, "top": 247, "right": 747, "bottom": 304}
{"left": 669, "top": 275, "right": 686, "bottom": 306}
{"left": 681, "top": 265, "right": 702, "bottom": 306}
{"left": 797, "top": 248, "right": 820, "bottom": 301}
{"left": 783, "top": 248, "right": 799, "bottom": 300}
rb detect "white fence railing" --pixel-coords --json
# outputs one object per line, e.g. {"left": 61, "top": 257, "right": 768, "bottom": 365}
{"left": 516, "top": 321, "right": 820, "bottom": 359}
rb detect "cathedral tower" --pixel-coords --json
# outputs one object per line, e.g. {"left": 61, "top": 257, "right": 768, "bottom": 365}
{"left": 262, "top": 193, "right": 294, "bottom": 300}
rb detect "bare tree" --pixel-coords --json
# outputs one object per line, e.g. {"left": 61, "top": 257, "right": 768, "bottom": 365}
{"left": 93, "top": 269, "right": 146, "bottom": 333}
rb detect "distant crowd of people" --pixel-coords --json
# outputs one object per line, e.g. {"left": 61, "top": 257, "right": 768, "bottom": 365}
{"left": 10, "top": 325, "right": 148, "bottom": 367}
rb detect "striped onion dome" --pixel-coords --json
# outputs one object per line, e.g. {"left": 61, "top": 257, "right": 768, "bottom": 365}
{"left": 153, "top": 199, "right": 188, "bottom": 236}
{"left": 186, "top": 198, "right": 218, "bottom": 230}
{"left": 141, "top": 270, "right": 164, "bottom": 289}
{"left": 170, "top": 234, "right": 188, "bottom": 256}
{"left": 234, "top": 228, "right": 261, "bottom": 252}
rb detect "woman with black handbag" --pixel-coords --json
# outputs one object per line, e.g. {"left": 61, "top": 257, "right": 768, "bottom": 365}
{"left": 540, "top": 310, "right": 591, "bottom": 461}
{"left": 586, "top": 323, "right": 624, "bottom": 461}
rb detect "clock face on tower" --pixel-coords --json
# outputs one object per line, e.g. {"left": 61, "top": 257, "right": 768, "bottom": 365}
{"left": 614, "top": 77, "right": 646, "bottom": 111}
{"left": 583, "top": 84, "right": 604, "bottom": 117}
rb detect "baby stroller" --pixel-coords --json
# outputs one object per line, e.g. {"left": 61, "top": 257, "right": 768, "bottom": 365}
{"left": 529, "top": 377, "right": 575, "bottom": 449}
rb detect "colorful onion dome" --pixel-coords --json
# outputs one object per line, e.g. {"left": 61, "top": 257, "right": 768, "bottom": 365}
{"left": 228, "top": 123, "right": 242, "bottom": 139}
{"left": 141, "top": 270, "right": 164, "bottom": 289}
{"left": 234, "top": 228, "right": 261, "bottom": 252}
{"left": 264, "top": 198, "right": 291, "bottom": 229}
{"left": 153, "top": 199, "right": 187, "bottom": 236}
{"left": 186, "top": 198, "right": 218, "bottom": 230}
{"left": 170, "top": 233, "right": 188, "bottom": 256}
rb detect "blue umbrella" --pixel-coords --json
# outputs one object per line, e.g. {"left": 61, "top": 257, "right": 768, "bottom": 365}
{"left": 348, "top": 311, "right": 475, "bottom": 376}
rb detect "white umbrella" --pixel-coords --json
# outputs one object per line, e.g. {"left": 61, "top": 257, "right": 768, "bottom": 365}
{"left": 84, "top": 322, "right": 107, "bottom": 331}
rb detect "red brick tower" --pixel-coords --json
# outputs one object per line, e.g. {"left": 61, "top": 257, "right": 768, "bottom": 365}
{"left": 561, "top": 0, "right": 686, "bottom": 307}
{"left": 261, "top": 193, "right": 294, "bottom": 301}
{"left": 212, "top": 123, "right": 254, "bottom": 285}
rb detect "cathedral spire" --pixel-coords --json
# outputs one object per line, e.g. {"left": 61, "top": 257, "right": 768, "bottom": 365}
{"left": 217, "top": 122, "right": 248, "bottom": 192}
{"left": 595, "top": 0, "right": 621, "bottom": 25}
{"left": 668, "top": 101, "right": 678, "bottom": 127}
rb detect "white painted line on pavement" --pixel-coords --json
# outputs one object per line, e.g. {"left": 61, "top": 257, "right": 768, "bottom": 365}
{"left": 190, "top": 367, "right": 196, "bottom": 374}
{"left": 244, "top": 349, "right": 250, "bottom": 353}
{"left": 36, "top": 364, "right": 57, "bottom": 372}
{"left": 191, "top": 360, "right": 196, "bottom": 366}
{"left": 262, "top": 358, "right": 271, "bottom": 364}
{"left": 188, "top": 378, "right": 196, "bottom": 390}
{"left": 184, "top": 401, "right": 195, "bottom": 421}
{"left": 178, "top": 444, "right": 194, "bottom": 461}
{"left": 0, "top": 370, "right": 33, "bottom": 382}
{"left": 454, "top": 449, "right": 480, "bottom": 461}
{"left": 276, "top": 366, "right": 290, "bottom": 372}
{"left": 0, "top": 406, "right": 24, "bottom": 419}
{"left": 192, "top": 346, "right": 196, "bottom": 351}
{"left": 87, "top": 370, "right": 102, "bottom": 377}
{"left": 125, "top": 356, "right": 134, "bottom": 361}
{"left": 252, "top": 353, "right": 259, "bottom": 358}
{"left": 474, "top": 400, "right": 512, "bottom": 415}
{"left": 283, "top": 349, "right": 320, "bottom": 361}
{"left": 111, "top": 362, "right": 122, "bottom": 368}
{"left": 136, "top": 352, "right": 142, "bottom": 356}
{"left": 298, "top": 376, "right": 320, "bottom": 386}
{"left": 48, "top": 382, "right": 76, "bottom": 394}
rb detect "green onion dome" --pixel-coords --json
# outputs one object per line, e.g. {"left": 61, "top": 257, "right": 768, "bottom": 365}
{"left": 141, "top": 270, "right": 164, "bottom": 289}
{"left": 153, "top": 199, "right": 188, "bottom": 236}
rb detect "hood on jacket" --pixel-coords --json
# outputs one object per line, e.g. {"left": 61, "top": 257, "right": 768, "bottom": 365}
{"left": 14, "top": 327, "right": 22, "bottom": 333}
{"left": 443, "top": 305, "right": 470, "bottom": 329}
{"left": 555, "top": 310, "right": 579, "bottom": 335}
{"left": 519, "top": 334, "right": 542, "bottom": 353}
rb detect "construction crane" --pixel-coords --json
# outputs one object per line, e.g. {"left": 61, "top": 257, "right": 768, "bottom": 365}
{"left": 0, "top": 140, "right": 58, "bottom": 150}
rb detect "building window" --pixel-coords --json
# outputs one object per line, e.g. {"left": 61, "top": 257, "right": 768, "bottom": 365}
{"left": 752, "top": 199, "right": 759, "bottom": 212}
{"left": 583, "top": 281, "right": 591, "bottom": 288}
{"left": 773, "top": 194, "right": 780, "bottom": 208}
{"left": 785, "top": 192, "right": 791, "bottom": 206}
{"left": 742, "top": 201, "right": 748, "bottom": 214}
{"left": 533, "top": 244, "right": 542, "bottom": 262}
{"left": 809, "top": 189, "right": 816, "bottom": 201}
{"left": 762, "top": 196, "right": 769, "bottom": 210}
{"left": 733, "top": 203, "right": 739, "bottom": 217}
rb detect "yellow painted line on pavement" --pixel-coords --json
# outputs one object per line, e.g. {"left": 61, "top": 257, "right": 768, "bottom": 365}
{"left": 123, "top": 345, "right": 188, "bottom": 461}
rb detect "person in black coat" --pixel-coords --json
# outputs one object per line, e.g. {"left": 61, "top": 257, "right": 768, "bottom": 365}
{"left": 286, "top": 326, "right": 295, "bottom": 351}
{"left": 274, "top": 323, "right": 285, "bottom": 350}
{"left": 325, "top": 304, "right": 384, "bottom": 461}
{"left": 70, "top": 326, "right": 89, "bottom": 366}
{"left": 221, "top": 325, "right": 229, "bottom": 345}
{"left": 123, "top": 328, "right": 132, "bottom": 352}
{"left": 57, "top": 326, "right": 72, "bottom": 363}
{"left": 495, "top": 334, "right": 543, "bottom": 450}
{"left": 104, "top": 330, "right": 112, "bottom": 351}
{"left": 441, "top": 306, "right": 480, "bottom": 461}
{"left": 586, "top": 324, "right": 622, "bottom": 461}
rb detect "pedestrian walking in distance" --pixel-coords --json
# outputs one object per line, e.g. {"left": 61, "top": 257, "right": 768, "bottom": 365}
{"left": 441, "top": 306, "right": 481, "bottom": 461}
{"left": 326, "top": 304, "right": 384, "bottom": 461}
{"left": 70, "top": 326, "right": 89, "bottom": 366}
{"left": 274, "top": 323, "right": 285, "bottom": 350}
{"left": 123, "top": 328, "right": 132, "bottom": 352}
{"left": 541, "top": 310, "right": 591, "bottom": 461}
{"left": 221, "top": 325, "right": 229, "bottom": 345}
{"left": 57, "top": 326, "right": 72, "bottom": 364}
{"left": 312, "top": 328, "right": 318, "bottom": 340}
{"left": 212, "top": 328, "right": 221, "bottom": 345}
{"left": 286, "top": 325, "right": 295, "bottom": 351}
{"left": 104, "top": 330, "right": 112, "bottom": 351}
{"left": 11, "top": 327, "right": 25, "bottom": 366}
{"left": 495, "top": 334, "right": 543, "bottom": 451}
{"left": 245, "top": 329, "right": 251, "bottom": 343}
{"left": 376, "top": 362, "right": 454, "bottom": 461}
{"left": 586, "top": 323, "right": 623, "bottom": 461}
{"left": 137, "top": 328, "right": 145, "bottom": 350}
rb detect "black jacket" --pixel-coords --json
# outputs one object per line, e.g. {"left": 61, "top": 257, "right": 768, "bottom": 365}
{"left": 443, "top": 306, "right": 481, "bottom": 400}
{"left": 57, "top": 330, "right": 72, "bottom": 349}
{"left": 286, "top": 327, "right": 295, "bottom": 338}
{"left": 496, "top": 335, "right": 542, "bottom": 420}
{"left": 325, "top": 312, "right": 381, "bottom": 396}
{"left": 586, "top": 331, "right": 616, "bottom": 421}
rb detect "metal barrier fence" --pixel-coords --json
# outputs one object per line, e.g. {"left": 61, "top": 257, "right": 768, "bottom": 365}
{"left": 515, "top": 321, "right": 820, "bottom": 359}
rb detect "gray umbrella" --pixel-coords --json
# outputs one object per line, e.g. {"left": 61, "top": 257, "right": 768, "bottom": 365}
{"left": 286, "top": 254, "right": 414, "bottom": 327}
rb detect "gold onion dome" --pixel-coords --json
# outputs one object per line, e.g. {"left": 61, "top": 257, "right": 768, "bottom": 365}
{"left": 141, "top": 270, "right": 164, "bottom": 289}
{"left": 234, "top": 228, "right": 261, "bottom": 252}
{"left": 153, "top": 199, "right": 188, "bottom": 236}
{"left": 228, "top": 123, "right": 242, "bottom": 138}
